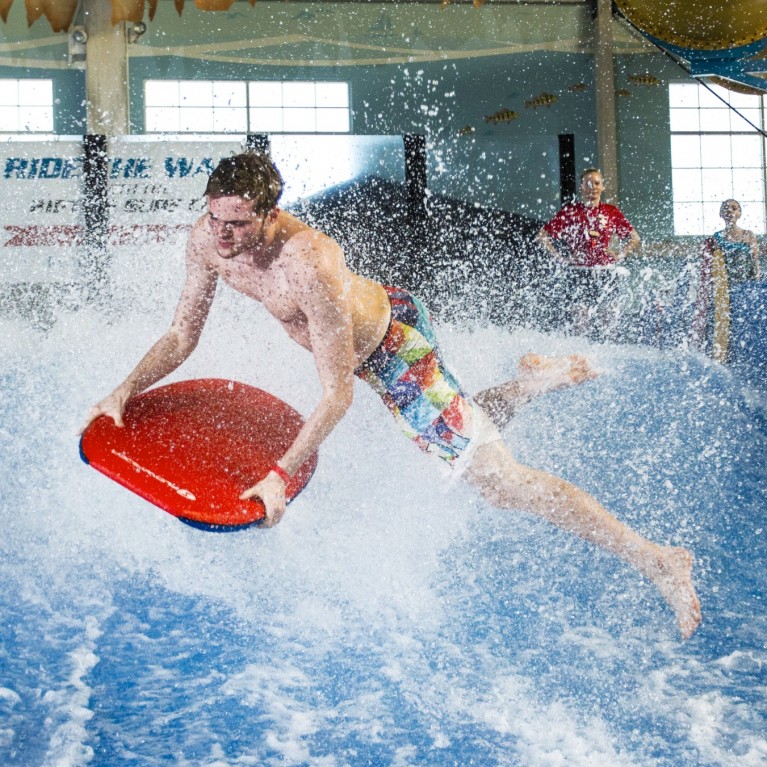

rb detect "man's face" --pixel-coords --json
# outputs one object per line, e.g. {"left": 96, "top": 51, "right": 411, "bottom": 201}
{"left": 580, "top": 172, "right": 604, "bottom": 207}
{"left": 207, "top": 195, "right": 266, "bottom": 259}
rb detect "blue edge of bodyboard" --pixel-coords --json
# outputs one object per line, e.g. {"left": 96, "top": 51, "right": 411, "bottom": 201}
{"left": 78, "top": 436, "right": 313, "bottom": 533}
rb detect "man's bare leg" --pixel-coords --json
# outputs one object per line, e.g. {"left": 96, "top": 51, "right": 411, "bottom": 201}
{"left": 474, "top": 354, "right": 598, "bottom": 430}
{"left": 464, "top": 439, "right": 702, "bottom": 639}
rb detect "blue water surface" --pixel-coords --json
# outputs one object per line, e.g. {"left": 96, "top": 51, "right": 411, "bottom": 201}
{"left": 1, "top": 307, "right": 766, "bottom": 767}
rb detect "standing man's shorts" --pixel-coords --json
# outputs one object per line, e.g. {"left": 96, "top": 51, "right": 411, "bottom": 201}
{"left": 355, "top": 286, "right": 500, "bottom": 469}
{"left": 565, "top": 265, "right": 621, "bottom": 309}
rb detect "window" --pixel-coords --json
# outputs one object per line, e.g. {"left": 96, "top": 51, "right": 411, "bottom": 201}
{"left": 249, "top": 81, "right": 350, "bottom": 133}
{"left": 0, "top": 79, "right": 54, "bottom": 133}
{"left": 669, "top": 82, "right": 766, "bottom": 235}
{"left": 144, "top": 80, "right": 350, "bottom": 134}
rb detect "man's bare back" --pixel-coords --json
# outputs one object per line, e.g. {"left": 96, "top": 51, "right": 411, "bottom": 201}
{"left": 198, "top": 198, "right": 391, "bottom": 367}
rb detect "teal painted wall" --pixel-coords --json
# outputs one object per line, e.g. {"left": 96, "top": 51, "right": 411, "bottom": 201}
{"left": 0, "top": 67, "right": 86, "bottom": 135}
{"left": 128, "top": 49, "right": 600, "bottom": 218}
{"left": 615, "top": 54, "right": 685, "bottom": 241}
{"left": 0, "top": 0, "right": 85, "bottom": 135}
{"left": 0, "top": 0, "right": 683, "bottom": 235}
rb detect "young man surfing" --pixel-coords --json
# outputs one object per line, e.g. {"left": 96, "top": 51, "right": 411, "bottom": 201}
{"left": 81, "top": 153, "right": 701, "bottom": 639}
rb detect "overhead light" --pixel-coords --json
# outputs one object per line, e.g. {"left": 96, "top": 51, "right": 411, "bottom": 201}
{"left": 127, "top": 21, "right": 147, "bottom": 44}
{"left": 71, "top": 27, "right": 88, "bottom": 45}
{"left": 68, "top": 26, "right": 88, "bottom": 65}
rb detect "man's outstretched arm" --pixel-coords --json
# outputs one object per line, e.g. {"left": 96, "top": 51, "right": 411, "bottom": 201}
{"left": 79, "top": 245, "right": 218, "bottom": 433}
{"left": 240, "top": 241, "right": 356, "bottom": 526}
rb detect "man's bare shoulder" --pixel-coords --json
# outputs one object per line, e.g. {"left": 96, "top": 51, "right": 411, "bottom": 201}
{"left": 279, "top": 221, "right": 345, "bottom": 271}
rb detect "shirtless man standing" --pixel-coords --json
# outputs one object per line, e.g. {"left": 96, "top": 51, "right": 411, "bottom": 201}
{"left": 81, "top": 153, "right": 701, "bottom": 639}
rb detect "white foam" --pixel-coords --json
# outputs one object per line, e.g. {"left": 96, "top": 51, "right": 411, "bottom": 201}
{"left": 40, "top": 616, "right": 101, "bottom": 767}
{"left": 3, "top": 259, "right": 767, "bottom": 765}
{"left": 0, "top": 688, "right": 21, "bottom": 705}
{"left": 222, "top": 663, "right": 336, "bottom": 765}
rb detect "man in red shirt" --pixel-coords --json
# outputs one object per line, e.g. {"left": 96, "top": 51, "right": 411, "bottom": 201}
{"left": 537, "top": 168, "right": 640, "bottom": 335}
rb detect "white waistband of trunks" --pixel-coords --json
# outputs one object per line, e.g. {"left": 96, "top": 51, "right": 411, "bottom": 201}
{"left": 445, "top": 401, "right": 503, "bottom": 482}
{"left": 569, "top": 264, "right": 630, "bottom": 276}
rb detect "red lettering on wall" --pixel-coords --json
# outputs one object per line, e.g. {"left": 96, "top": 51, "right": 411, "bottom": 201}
{"left": 3, "top": 224, "right": 192, "bottom": 247}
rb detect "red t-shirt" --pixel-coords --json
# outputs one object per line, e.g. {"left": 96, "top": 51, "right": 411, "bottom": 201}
{"left": 543, "top": 202, "right": 635, "bottom": 267}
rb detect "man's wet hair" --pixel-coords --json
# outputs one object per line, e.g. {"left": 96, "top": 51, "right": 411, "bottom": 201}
{"left": 205, "top": 152, "right": 284, "bottom": 213}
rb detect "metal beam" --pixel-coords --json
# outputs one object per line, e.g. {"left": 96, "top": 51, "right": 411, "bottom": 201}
{"left": 82, "top": 0, "right": 129, "bottom": 135}
{"left": 403, "top": 133, "right": 428, "bottom": 225}
{"left": 594, "top": 0, "right": 619, "bottom": 202}
{"left": 80, "top": 134, "right": 110, "bottom": 302}
{"left": 558, "top": 133, "right": 576, "bottom": 206}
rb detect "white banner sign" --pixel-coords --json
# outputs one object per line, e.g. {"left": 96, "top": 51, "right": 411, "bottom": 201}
{"left": 0, "top": 140, "right": 241, "bottom": 285}
{"left": 0, "top": 135, "right": 403, "bottom": 286}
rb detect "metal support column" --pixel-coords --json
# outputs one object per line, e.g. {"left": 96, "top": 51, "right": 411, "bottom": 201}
{"left": 80, "top": 134, "right": 110, "bottom": 302}
{"left": 81, "top": 0, "right": 129, "bottom": 135}
{"left": 76, "top": 0, "right": 127, "bottom": 300}
{"left": 558, "top": 133, "right": 577, "bottom": 206}
{"left": 594, "top": 0, "right": 620, "bottom": 201}
{"left": 403, "top": 133, "right": 427, "bottom": 225}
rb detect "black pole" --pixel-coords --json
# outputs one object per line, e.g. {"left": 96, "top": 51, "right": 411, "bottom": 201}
{"left": 403, "top": 133, "right": 427, "bottom": 225}
{"left": 558, "top": 133, "right": 577, "bottom": 207}
{"left": 81, "top": 134, "right": 109, "bottom": 302}
{"left": 246, "top": 133, "right": 271, "bottom": 155}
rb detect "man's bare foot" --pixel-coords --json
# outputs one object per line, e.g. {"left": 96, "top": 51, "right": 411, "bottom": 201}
{"left": 646, "top": 546, "right": 702, "bottom": 639}
{"left": 516, "top": 353, "right": 598, "bottom": 399}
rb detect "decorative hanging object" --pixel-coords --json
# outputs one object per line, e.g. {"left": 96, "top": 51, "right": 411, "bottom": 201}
{"left": 111, "top": 0, "right": 158, "bottom": 25}
{"left": 0, "top": 0, "right": 257, "bottom": 28}
{"left": 615, "top": 0, "right": 767, "bottom": 92}
{"left": 24, "top": 0, "right": 78, "bottom": 32}
{"left": 615, "top": 0, "right": 767, "bottom": 50}
{"left": 0, "top": 0, "right": 15, "bottom": 24}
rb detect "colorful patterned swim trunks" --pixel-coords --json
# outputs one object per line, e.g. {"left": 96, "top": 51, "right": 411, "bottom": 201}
{"left": 355, "top": 286, "right": 494, "bottom": 466}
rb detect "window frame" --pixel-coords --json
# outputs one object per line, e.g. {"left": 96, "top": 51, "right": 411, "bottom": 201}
{"left": 669, "top": 81, "right": 767, "bottom": 236}
{"left": 143, "top": 79, "right": 351, "bottom": 136}
{"left": 0, "top": 78, "right": 55, "bottom": 134}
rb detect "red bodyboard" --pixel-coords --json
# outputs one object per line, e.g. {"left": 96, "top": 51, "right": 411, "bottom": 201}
{"left": 79, "top": 379, "right": 318, "bottom": 530}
